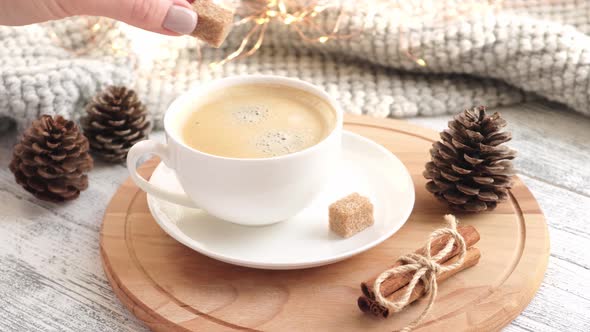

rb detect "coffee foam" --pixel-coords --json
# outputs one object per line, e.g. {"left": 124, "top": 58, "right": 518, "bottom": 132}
{"left": 232, "top": 105, "right": 269, "bottom": 124}
{"left": 254, "top": 129, "right": 314, "bottom": 157}
{"left": 233, "top": 105, "right": 317, "bottom": 157}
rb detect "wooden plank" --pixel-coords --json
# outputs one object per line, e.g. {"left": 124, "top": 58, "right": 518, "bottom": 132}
{"left": 0, "top": 130, "right": 149, "bottom": 332}
{"left": 0, "top": 102, "right": 587, "bottom": 331}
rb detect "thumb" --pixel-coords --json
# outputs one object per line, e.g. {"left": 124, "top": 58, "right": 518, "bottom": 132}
{"left": 68, "top": 0, "right": 197, "bottom": 35}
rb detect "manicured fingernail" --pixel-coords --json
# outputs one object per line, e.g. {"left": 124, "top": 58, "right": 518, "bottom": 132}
{"left": 163, "top": 5, "right": 197, "bottom": 35}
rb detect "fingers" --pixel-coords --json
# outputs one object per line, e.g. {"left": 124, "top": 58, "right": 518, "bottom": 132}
{"left": 0, "top": 0, "right": 72, "bottom": 25}
{"left": 66, "top": 0, "right": 197, "bottom": 35}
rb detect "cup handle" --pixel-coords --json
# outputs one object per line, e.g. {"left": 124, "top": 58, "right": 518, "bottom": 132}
{"left": 127, "top": 140, "right": 196, "bottom": 208}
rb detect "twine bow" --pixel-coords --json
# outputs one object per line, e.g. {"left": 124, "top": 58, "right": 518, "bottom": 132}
{"left": 373, "top": 215, "right": 467, "bottom": 332}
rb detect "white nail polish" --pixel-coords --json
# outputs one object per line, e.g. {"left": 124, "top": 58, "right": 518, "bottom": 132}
{"left": 163, "top": 5, "right": 198, "bottom": 35}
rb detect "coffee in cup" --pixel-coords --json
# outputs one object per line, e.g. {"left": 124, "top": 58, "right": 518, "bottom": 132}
{"left": 181, "top": 84, "right": 337, "bottom": 159}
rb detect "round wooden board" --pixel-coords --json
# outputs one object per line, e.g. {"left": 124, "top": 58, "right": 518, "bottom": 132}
{"left": 100, "top": 115, "right": 549, "bottom": 332}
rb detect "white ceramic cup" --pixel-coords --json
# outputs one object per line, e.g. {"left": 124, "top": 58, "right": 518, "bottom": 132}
{"left": 127, "top": 75, "right": 343, "bottom": 226}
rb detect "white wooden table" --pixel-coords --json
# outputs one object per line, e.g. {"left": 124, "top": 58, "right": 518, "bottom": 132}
{"left": 0, "top": 102, "right": 588, "bottom": 331}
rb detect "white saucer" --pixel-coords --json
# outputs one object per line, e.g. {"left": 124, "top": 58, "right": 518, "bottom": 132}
{"left": 147, "top": 131, "right": 415, "bottom": 270}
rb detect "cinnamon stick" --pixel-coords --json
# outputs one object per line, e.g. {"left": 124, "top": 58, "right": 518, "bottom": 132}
{"left": 358, "top": 247, "right": 481, "bottom": 318}
{"left": 361, "top": 225, "right": 480, "bottom": 299}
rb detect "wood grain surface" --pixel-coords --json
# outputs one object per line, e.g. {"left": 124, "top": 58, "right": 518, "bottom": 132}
{"left": 99, "top": 114, "right": 549, "bottom": 331}
{"left": 0, "top": 102, "right": 587, "bottom": 332}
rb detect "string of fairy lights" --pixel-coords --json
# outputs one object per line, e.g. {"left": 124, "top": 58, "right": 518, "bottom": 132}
{"left": 44, "top": 0, "right": 505, "bottom": 75}
{"left": 209, "top": 0, "right": 359, "bottom": 67}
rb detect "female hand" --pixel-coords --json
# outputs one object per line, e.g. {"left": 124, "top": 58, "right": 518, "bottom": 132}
{"left": 0, "top": 0, "right": 198, "bottom": 35}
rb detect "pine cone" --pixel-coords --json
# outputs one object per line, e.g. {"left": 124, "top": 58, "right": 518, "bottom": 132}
{"left": 82, "top": 86, "right": 151, "bottom": 163}
{"left": 9, "top": 115, "right": 93, "bottom": 202}
{"left": 423, "top": 106, "right": 516, "bottom": 212}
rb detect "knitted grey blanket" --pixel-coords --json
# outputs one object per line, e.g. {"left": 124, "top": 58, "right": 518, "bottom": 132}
{"left": 1, "top": 0, "right": 589, "bottom": 132}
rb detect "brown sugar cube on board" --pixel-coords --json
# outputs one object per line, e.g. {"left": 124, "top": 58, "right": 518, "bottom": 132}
{"left": 190, "top": 0, "right": 234, "bottom": 48}
{"left": 329, "top": 193, "right": 374, "bottom": 238}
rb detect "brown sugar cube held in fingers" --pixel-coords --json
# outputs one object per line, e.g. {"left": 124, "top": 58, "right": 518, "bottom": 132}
{"left": 190, "top": 0, "right": 234, "bottom": 47}
{"left": 329, "top": 193, "right": 374, "bottom": 238}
